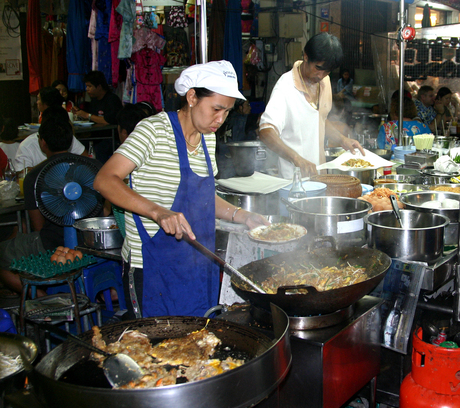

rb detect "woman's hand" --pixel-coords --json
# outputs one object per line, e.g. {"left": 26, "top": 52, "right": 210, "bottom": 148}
{"left": 154, "top": 208, "right": 195, "bottom": 240}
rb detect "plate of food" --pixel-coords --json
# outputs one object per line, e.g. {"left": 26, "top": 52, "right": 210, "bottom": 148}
{"left": 73, "top": 121, "right": 94, "bottom": 127}
{"left": 25, "top": 123, "right": 40, "bottom": 129}
{"left": 248, "top": 223, "right": 307, "bottom": 244}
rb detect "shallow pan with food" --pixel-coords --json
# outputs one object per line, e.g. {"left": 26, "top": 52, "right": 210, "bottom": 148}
{"left": 32, "top": 314, "right": 291, "bottom": 408}
{"left": 374, "top": 174, "right": 415, "bottom": 185}
{"left": 231, "top": 246, "right": 391, "bottom": 316}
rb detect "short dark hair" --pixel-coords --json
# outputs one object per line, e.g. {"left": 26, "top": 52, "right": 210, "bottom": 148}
{"left": 304, "top": 33, "right": 343, "bottom": 72}
{"left": 39, "top": 87, "right": 65, "bottom": 108}
{"left": 83, "top": 70, "right": 109, "bottom": 91}
{"left": 39, "top": 112, "right": 73, "bottom": 152}
{"left": 117, "top": 104, "right": 148, "bottom": 135}
{"left": 417, "top": 85, "right": 434, "bottom": 99}
{"left": 41, "top": 105, "right": 70, "bottom": 123}
{"left": 135, "top": 101, "right": 157, "bottom": 116}
{"left": 436, "top": 87, "right": 452, "bottom": 100}
{"left": 0, "top": 118, "right": 18, "bottom": 141}
{"left": 390, "top": 96, "right": 417, "bottom": 119}
{"left": 51, "top": 79, "right": 67, "bottom": 89}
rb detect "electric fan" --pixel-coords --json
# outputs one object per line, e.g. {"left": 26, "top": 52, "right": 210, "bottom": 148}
{"left": 34, "top": 153, "right": 104, "bottom": 249}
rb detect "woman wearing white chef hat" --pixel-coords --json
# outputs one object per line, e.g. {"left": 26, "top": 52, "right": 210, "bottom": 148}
{"left": 94, "top": 60, "right": 269, "bottom": 320}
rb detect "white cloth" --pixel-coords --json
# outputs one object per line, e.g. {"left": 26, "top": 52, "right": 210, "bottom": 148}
{"left": 259, "top": 61, "right": 332, "bottom": 180}
{"left": 13, "top": 133, "right": 85, "bottom": 171}
{"left": 0, "top": 142, "right": 20, "bottom": 161}
{"left": 215, "top": 171, "right": 291, "bottom": 194}
{"left": 317, "top": 149, "right": 395, "bottom": 171}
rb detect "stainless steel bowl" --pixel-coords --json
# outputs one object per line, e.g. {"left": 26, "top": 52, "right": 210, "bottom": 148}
{"left": 374, "top": 174, "right": 415, "bottom": 185}
{"left": 327, "top": 168, "right": 377, "bottom": 185}
{"left": 289, "top": 196, "right": 372, "bottom": 247}
{"left": 73, "top": 216, "right": 124, "bottom": 249}
{"left": 367, "top": 148, "right": 392, "bottom": 160}
{"left": 324, "top": 147, "right": 346, "bottom": 162}
{"left": 364, "top": 210, "right": 449, "bottom": 262}
{"left": 400, "top": 191, "right": 460, "bottom": 246}
{"left": 380, "top": 183, "right": 424, "bottom": 196}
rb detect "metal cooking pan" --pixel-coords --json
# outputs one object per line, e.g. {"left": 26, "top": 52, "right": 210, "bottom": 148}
{"left": 32, "top": 312, "right": 291, "bottom": 408}
{"left": 231, "top": 246, "right": 391, "bottom": 316}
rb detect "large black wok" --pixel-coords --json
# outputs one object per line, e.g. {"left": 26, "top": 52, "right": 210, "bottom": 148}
{"left": 32, "top": 310, "right": 291, "bottom": 408}
{"left": 231, "top": 246, "right": 391, "bottom": 316}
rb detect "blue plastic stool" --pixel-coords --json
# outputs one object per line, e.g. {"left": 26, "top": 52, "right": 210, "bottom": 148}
{"left": 0, "top": 308, "right": 17, "bottom": 334}
{"left": 82, "top": 258, "right": 126, "bottom": 312}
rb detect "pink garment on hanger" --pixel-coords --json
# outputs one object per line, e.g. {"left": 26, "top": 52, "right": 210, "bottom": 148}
{"left": 132, "top": 28, "right": 166, "bottom": 53}
{"left": 109, "top": 0, "right": 122, "bottom": 87}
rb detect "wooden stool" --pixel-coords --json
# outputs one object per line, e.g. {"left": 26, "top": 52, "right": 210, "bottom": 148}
{"left": 18, "top": 269, "right": 85, "bottom": 336}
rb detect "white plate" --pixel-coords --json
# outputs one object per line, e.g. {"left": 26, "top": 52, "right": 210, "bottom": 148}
{"left": 73, "top": 121, "right": 94, "bottom": 127}
{"left": 25, "top": 123, "right": 40, "bottom": 129}
{"left": 248, "top": 223, "right": 307, "bottom": 244}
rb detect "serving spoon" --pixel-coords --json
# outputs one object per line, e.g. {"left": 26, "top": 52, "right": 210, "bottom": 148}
{"left": 40, "top": 323, "right": 143, "bottom": 388}
{"left": 390, "top": 194, "right": 405, "bottom": 229}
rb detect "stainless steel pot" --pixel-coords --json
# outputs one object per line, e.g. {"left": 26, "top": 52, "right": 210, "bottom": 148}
{"left": 73, "top": 217, "right": 124, "bottom": 249}
{"left": 226, "top": 141, "right": 267, "bottom": 177}
{"left": 327, "top": 169, "right": 377, "bottom": 185}
{"left": 364, "top": 210, "right": 449, "bottom": 262}
{"left": 216, "top": 186, "right": 279, "bottom": 215}
{"left": 32, "top": 313, "right": 291, "bottom": 408}
{"left": 400, "top": 191, "right": 460, "bottom": 246}
{"left": 288, "top": 197, "right": 372, "bottom": 247}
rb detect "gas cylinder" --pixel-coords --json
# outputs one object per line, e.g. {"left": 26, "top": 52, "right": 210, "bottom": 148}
{"left": 400, "top": 327, "right": 460, "bottom": 407}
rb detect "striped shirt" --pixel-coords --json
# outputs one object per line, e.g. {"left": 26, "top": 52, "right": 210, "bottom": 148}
{"left": 116, "top": 111, "right": 217, "bottom": 268}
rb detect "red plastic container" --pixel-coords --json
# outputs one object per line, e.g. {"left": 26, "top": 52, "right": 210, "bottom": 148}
{"left": 400, "top": 327, "right": 460, "bottom": 407}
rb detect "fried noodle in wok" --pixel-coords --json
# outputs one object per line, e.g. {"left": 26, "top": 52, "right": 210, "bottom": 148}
{"left": 260, "top": 261, "right": 368, "bottom": 294}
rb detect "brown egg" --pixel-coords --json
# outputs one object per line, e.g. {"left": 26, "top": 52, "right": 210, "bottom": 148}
{"left": 65, "top": 253, "right": 75, "bottom": 263}
{"left": 56, "top": 256, "right": 67, "bottom": 265}
{"left": 74, "top": 250, "right": 83, "bottom": 261}
{"left": 62, "top": 247, "right": 70, "bottom": 254}
{"left": 50, "top": 254, "right": 59, "bottom": 263}
{"left": 68, "top": 249, "right": 76, "bottom": 255}
{"left": 56, "top": 246, "right": 65, "bottom": 252}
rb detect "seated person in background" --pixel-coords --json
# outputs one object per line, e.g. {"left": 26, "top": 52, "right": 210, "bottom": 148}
{"left": 378, "top": 97, "right": 430, "bottom": 150}
{"left": 0, "top": 115, "right": 75, "bottom": 297}
{"left": 0, "top": 116, "right": 20, "bottom": 161}
{"left": 414, "top": 85, "right": 444, "bottom": 133}
{"left": 52, "top": 79, "right": 74, "bottom": 112}
{"left": 72, "top": 70, "right": 123, "bottom": 164}
{"left": 135, "top": 101, "right": 158, "bottom": 117}
{"left": 14, "top": 106, "right": 87, "bottom": 172}
{"left": 36, "top": 86, "right": 64, "bottom": 124}
{"left": 327, "top": 95, "right": 354, "bottom": 147}
{"left": 435, "top": 87, "right": 456, "bottom": 123}
{"left": 215, "top": 99, "right": 260, "bottom": 179}
{"left": 117, "top": 104, "right": 148, "bottom": 144}
{"left": 336, "top": 69, "right": 354, "bottom": 99}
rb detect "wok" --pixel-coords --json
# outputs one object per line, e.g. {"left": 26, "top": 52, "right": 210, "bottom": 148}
{"left": 231, "top": 246, "right": 391, "bottom": 316}
{"left": 32, "top": 312, "right": 291, "bottom": 408}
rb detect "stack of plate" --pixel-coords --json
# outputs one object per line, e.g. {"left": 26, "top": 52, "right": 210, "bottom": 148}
{"left": 394, "top": 146, "right": 416, "bottom": 163}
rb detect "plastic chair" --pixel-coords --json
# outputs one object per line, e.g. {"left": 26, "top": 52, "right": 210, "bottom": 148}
{"left": 82, "top": 258, "right": 126, "bottom": 312}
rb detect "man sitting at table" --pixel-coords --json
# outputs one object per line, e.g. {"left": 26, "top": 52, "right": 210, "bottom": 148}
{"left": 72, "top": 71, "right": 123, "bottom": 164}
{"left": 0, "top": 114, "right": 77, "bottom": 296}
{"left": 14, "top": 103, "right": 87, "bottom": 172}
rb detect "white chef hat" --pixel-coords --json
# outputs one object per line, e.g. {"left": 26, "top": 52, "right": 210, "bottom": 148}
{"left": 175, "top": 60, "right": 245, "bottom": 100}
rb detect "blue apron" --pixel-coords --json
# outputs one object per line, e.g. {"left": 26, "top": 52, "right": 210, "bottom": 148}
{"left": 132, "top": 111, "right": 219, "bottom": 317}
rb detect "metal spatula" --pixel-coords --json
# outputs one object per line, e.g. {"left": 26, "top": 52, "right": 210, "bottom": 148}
{"left": 40, "top": 323, "right": 143, "bottom": 387}
{"left": 390, "top": 194, "right": 405, "bottom": 229}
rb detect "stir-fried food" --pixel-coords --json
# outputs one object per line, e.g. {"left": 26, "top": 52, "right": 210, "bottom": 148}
{"left": 249, "top": 223, "right": 305, "bottom": 242}
{"left": 260, "top": 261, "right": 369, "bottom": 294}
{"left": 0, "top": 352, "right": 23, "bottom": 379}
{"left": 342, "top": 158, "right": 372, "bottom": 168}
{"left": 91, "top": 326, "right": 245, "bottom": 389}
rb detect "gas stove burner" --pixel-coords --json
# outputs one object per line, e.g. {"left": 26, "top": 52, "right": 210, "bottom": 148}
{"left": 249, "top": 303, "right": 355, "bottom": 331}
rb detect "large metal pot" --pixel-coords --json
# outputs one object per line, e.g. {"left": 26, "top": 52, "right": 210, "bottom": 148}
{"left": 288, "top": 196, "right": 372, "bottom": 247}
{"left": 73, "top": 216, "right": 124, "bottom": 249}
{"left": 364, "top": 210, "right": 449, "bottom": 262}
{"left": 231, "top": 246, "right": 391, "bottom": 315}
{"left": 0, "top": 333, "right": 38, "bottom": 398}
{"left": 32, "top": 313, "right": 291, "bottom": 408}
{"left": 400, "top": 191, "right": 460, "bottom": 246}
{"left": 216, "top": 185, "right": 279, "bottom": 215}
{"left": 327, "top": 168, "right": 377, "bottom": 184}
{"left": 226, "top": 141, "right": 267, "bottom": 177}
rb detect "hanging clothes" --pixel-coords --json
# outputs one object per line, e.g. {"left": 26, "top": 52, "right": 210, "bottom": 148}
{"left": 67, "top": 0, "right": 92, "bottom": 92}
{"left": 116, "top": 0, "right": 137, "bottom": 59}
{"left": 26, "top": 0, "right": 43, "bottom": 94}
{"left": 95, "top": 0, "right": 112, "bottom": 85}
{"left": 109, "top": 0, "right": 122, "bottom": 87}
{"left": 88, "top": 6, "right": 99, "bottom": 70}
{"left": 41, "top": 27, "right": 67, "bottom": 86}
{"left": 223, "top": 0, "right": 243, "bottom": 91}
{"left": 208, "top": 0, "right": 226, "bottom": 62}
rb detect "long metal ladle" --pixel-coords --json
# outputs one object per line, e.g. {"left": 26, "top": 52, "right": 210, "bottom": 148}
{"left": 182, "top": 233, "right": 266, "bottom": 294}
{"left": 390, "top": 194, "right": 405, "bottom": 229}
{"left": 280, "top": 197, "right": 304, "bottom": 212}
{"left": 40, "top": 323, "right": 144, "bottom": 387}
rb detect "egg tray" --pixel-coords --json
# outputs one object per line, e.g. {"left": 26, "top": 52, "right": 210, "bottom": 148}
{"left": 10, "top": 250, "right": 96, "bottom": 279}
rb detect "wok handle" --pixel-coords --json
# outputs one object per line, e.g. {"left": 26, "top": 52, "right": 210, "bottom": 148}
{"left": 182, "top": 233, "right": 266, "bottom": 294}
